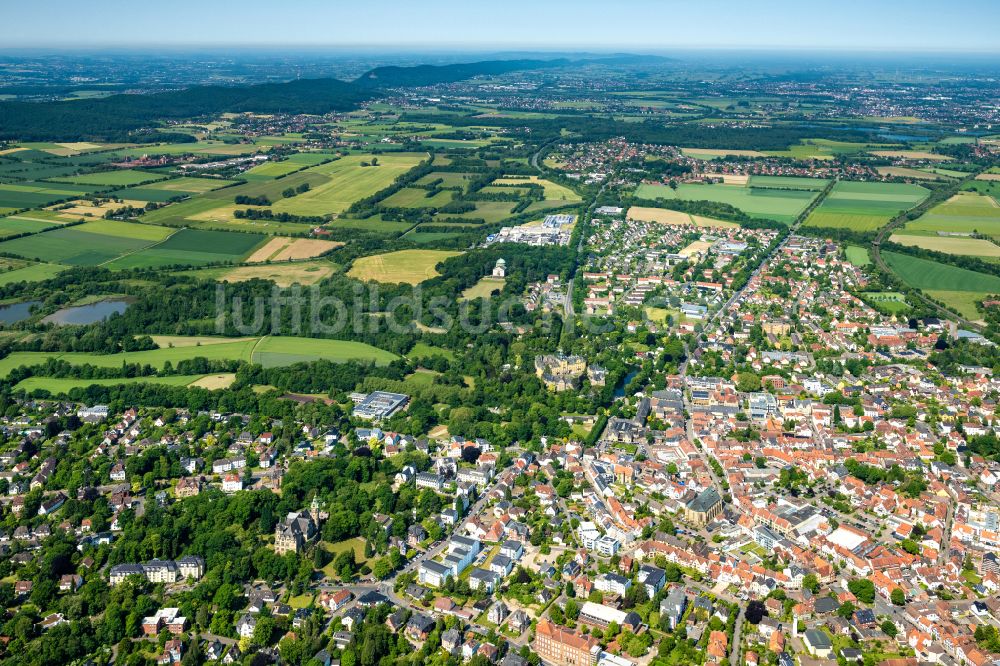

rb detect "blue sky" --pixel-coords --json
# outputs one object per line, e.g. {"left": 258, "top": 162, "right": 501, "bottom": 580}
{"left": 4, "top": 0, "right": 999, "bottom": 51}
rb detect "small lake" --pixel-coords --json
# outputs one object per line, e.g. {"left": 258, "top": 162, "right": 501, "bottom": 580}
{"left": 42, "top": 297, "right": 133, "bottom": 326}
{"left": 0, "top": 300, "right": 42, "bottom": 324}
{"left": 613, "top": 369, "right": 639, "bottom": 398}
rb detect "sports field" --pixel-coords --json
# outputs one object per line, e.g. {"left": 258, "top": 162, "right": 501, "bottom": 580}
{"left": 104, "top": 228, "right": 267, "bottom": 269}
{"left": 0, "top": 334, "right": 396, "bottom": 378}
{"left": 883, "top": 250, "right": 1000, "bottom": 319}
{"left": 901, "top": 192, "right": 1000, "bottom": 240}
{"left": 803, "top": 181, "right": 928, "bottom": 231}
{"left": 626, "top": 205, "right": 739, "bottom": 228}
{"left": 0, "top": 219, "right": 173, "bottom": 265}
{"left": 635, "top": 182, "right": 818, "bottom": 224}
{"left": 270, "top": 153, "right": 425, "bottom": 216}
{"left": 348, "top": 249, "right": 462, "bottom": 285}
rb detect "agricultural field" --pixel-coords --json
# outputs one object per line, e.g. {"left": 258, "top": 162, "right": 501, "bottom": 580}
{"left": 803, "top": 181, "right": 928, "bottom": 231}
{"left": 439, "top": 201, "right": 516, "bottom": 224}
{"left": 348, "top": 249, "right": 462, "bottom": 285}
{"left": 0, "top": 218, "right": 173, "bottom": 265}
{"left": 380, "top": 187, "right": 454, "bottom": 209}
{"left": 901, "top": 192, "right": 1000, "bottom": 240}
{"left": 104, "top": 228, "right": 267, "bottom": 269}
{"left": 748, "top": 175, "right": 829, "bottom": 190}
{"left": 327, "top": 215, "right": 414, "bottom": 234}
{"left": 765, "top": 139, "right": 897, "bottom": 160}
{"left": 889, "top": 233, "right": 1000, "bottom": 258}
{"left": 680, "top": 148, "right": 767, "bottom": 159}
{"left": 251, "top": 336, "right": 397, "bottom": 368}
{"left": 14, "top": 374, "right": 215, "bottom": 394}
{"left": 493, "top": 175, "right": 581, "bottom": 201}
{"left": 877, "top": 166, "right": 948, "bottom": 181}
{"left": 869, "top": 150, "right": 951, "bottom": 161}
{"left": 269, "top": 153, "right": 425, "bottom": 216}
{"left": 0, "top": 214, "right": 61, "bottom": 238}
{"left": 241, "top": 152, "right": 337, "bottom": 180}
{"left": 217, "top": 260, "right": 337, "bottom": 287}
{"left": 0, "top": 181, "right": 99, "bottom": 209}
{"left": 0, "top": 334, "right": 396, "bottom": 378}
{"left": 0, "top": 261, "right": 67, "bottom": 286}
{"left": 626, "top": 205, "right": 737, "bottom": 228}
{"left": 416, "top": 172, "right": 474, "bottom": 188}
{"left": 244, "top": 237, "right": 341, "bottom": 263}
{"left": 635, "top": 181, "right": 819, "bottom": 224}
{"left": 883, "top": 250, "right": 1000, "bottom": 320}
{"left": 53, "top": 169, "right": 166, "bottom": 187}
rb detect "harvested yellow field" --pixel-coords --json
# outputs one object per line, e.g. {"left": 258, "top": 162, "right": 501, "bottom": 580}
{"left": 188, "top": 373, "right": 236, "bottom": 389}
{"left": 626, "top": 206, "right": 738, "bottom": 229}
{"left": 877, "top": 166, "right": 943, "bottom": 181}
{"left": 703, "top": 173, "right": 750, "bottom": 185}
{"left": 57, "top": 142, "right": 103, "bottom": 151}
{"left": 221, "top": 261, "right": 335, "bottom": 287}
{"left": 679, "top": 240, "right": 714, "bottom": 257}
{"left": 870, "top": 150, "right": 952, "bottom": 161}
{"left": 245, "top": 237, "right": 289, "bottom": 263}
{"left": 348, "top": 249, "right": 462, "bottom": 285}
{"left": 690, "top": 215, "right": 739, "bottom": 229}
{"left": 889, "top": 233, "right": 1000, "bottom": 257}
{"left": 976, "top": 173, "right": 1000, "bottom": 181}
{"left": 271, "top": 238, "right": 342, "bottom": 261}
{"left": 627, "top": 207, "right": 691, "bottom": 224}
{"left": 0, "top": 147, "right": 27, "bottom": 156}
{"left": 55, "top": 199, "right": 148, "bottom": 219}
{"left": 245, "top": 237, "right": 343, "bottom": 263}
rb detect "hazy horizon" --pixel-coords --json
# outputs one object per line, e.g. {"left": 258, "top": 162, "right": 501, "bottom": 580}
{"left": 4, "top": 0, "right": 999, "bottom": 52}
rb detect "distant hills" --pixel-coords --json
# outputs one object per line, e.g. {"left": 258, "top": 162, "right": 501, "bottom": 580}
{"left": 0, "top": 55, "right": 667, "bottom": 142}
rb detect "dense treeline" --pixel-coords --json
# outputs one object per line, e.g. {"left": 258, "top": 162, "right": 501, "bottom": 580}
{"left": 0, "top": 78, "right": 374, "bottom": 141}
{"left": 402, "top": 112, "right": 874, "bottom": 150}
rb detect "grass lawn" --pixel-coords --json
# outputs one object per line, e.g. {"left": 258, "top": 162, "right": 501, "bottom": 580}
{"left": 408, "top": 342, "right": 456, "bottom": 362}
{"left": 461, "top": 277, "right": 505, "bottom": 300}
{"left": 845, "top": 245, "right": 872, "bottom": 266}
{"left": 320, "top": 537, "right": 375, "bottom": 577}
{"left": 348, "top": 249, "right": 462, "bottom": 285}
{"left": 14, "top": 374, "right": 212, "bottom": 394}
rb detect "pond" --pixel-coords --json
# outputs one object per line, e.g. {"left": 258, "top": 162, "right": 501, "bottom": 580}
{"left": 42, "top": 297, "right": 133, "bottom": 325}
{"left": 613, "top": 369, "right": 639, "bottom": 398}
{"left": 0, "top": 300, "right": 42, "bottom": 324}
